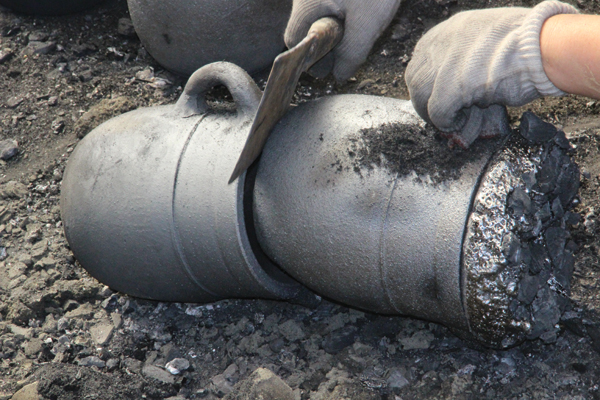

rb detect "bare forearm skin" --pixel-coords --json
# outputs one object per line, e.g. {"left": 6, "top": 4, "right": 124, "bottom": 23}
{"left": 540, "top": 14, "right": 600, "bottom": 99}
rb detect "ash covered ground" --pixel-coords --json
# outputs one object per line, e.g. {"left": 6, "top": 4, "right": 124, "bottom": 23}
{"left": 1, "top": 0, "right": 600, "bottom": 399}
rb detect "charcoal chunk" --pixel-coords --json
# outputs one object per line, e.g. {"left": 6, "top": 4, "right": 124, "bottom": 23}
{"left": 528, "top": 288, "right": 561, "bottom": 340}
{"left": 535, "top": 202, "right": 552, "bottom": 223}
{"left": 554, "top": 251, "right": 574, "bottom": 289}
{"left": 553, "top": 163, "right": 580, "bottom": 207}
{"left": 501, "top": 233, "right": 521, "bottom": 264}
{"left": 565, "top": 240, "right": 578, "bottom": 253}
{"left": 521, "top": 171, "right": 537, "bottom": 191}
{"left": 519, "top": 112, "right": 558, "bottom": 143}
{"left": 551, "top": 197, "right": 564, "bottom": 219}
{"left": 585, "top": 324, "right": 600, "bottom": 355}
{"left": 545, "top": 227, "right": 568, "bottom": 265}
{"left": 561, "top": 311, "right": 585, "bottom": 337}
{"left": 321, "top": 326, "right": 357, "bottom": 354}
{"left": 519, "top": 245, "right": 532, "bottom": 268}
{"left": 513, "top": 304, "right": 530, "bottom": 321}
{"left": 564, "top": 212, "right": 581, "bottom": 226}
{"left": 529, "top": 242, "right": 550, "bottom": 275}
{"left": 536, "top": 148, "right": 566, "bottom": 194}
{"left": 517, "top": 274, "right": 540, "bottom": 304}
{"left": 507, "top": 188, "right": 532, "bottom": 217}
{"left": 553, "top": 130, "right": 572, "bottom": 150}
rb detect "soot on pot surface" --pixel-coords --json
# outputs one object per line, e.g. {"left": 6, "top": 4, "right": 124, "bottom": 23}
{"left": 348, "top": 122, "right": 499, "bottom": 183}
{"left": 463, "top": 112, "right": 580, "bottom": 348}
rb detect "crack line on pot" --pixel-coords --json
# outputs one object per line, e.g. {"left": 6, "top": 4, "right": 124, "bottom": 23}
{"left": 169, "top": 114, "right": 220, "bottom": 297}
{"left": 379, "top": 172, "right": 401, "bottom": 313}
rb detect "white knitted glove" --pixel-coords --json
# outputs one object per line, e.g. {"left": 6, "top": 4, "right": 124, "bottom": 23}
{"left": 284, "top": 0, "right": 402, "bottom": 81}
{"left": 405, "top": 1, "right": 578, "bottom": 148}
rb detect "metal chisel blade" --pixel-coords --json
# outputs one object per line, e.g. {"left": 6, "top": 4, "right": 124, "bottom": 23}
{"left": 228, "top": 17, "right": 343, "bottom": 184}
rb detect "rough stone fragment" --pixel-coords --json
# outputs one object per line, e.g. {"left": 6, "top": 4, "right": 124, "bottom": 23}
{"left": 224, "top": 368, "right": 294, "bottom": 400}
{"left": 5, "top": 96, "right": 23, "bottom": 108}
{"left": 0, "top": 180, "right": 27, "bottom": 199}
{"left": 320, "top": 382, "right": 380, "bottom": 400}
{"left": 268, "top": 337, "right": 285, "bottom": 353}
{"left": 35, "top": 256, "right": 56, "bottom": 269}
{"left": 30, "top": 241, "right": 48, "bottom": 261}
{"left": 278, "top": 319, "right": 306, "bottom": 342}
{"left": 21, "top": 41, "right": 56, "bottom": 56}
{"left": 122, "top": 357, "right": 143, "bottom": 374}
{"left": 212, "top": 373, "right": 235, "bottom": 396}
{"left": 71, "top": 43, "right": 97, "bottom": 56}
{"left": 142, "top": 365, "right": 175, "bottom": 384}
{"left": 65, "top": 303, "right": 95, "bottom": 320}
{"left": 540, "top": 330, "right": 557, "bottom": 344}
{"left": 391, "top": 22, "right": 412, "bottom": 41}
{"left": 165, "top": 358, "right": 190, "bottom": 375}
{"left": 322, "top": 326, "right": 357, "bottom": 355}
{"left": 23, "top": 338, "right": 43, "bottom": 358}
{"left": 90, "top": 323, "right": 114, "bottom": 346}
{"left": 7, "top": 261, "right": 27, "bottom": 279}
{"left": 160, "top": 343, "right": 182, "bottom": 362}
{"left": 7, "top": 301, "right": 34, "bottom": 324}
{"left": 117, "top": 18, "right": 137, "bottom": 37}
{"left": 11, "top": 381, "right": 40, "bottom": 400}
{"left": 386, "top": 368, "right": 409, "bottom": 390}
{"left": 78, "top": 356, "right": 106, "bottom": 368}
{"left": 0, "top": 48, "right": 13, "bottom": 64}
{"left": 28, "top": 31, "right": 49, "bottom": 42}
{"left": 106, "top": 358, "right": 120, "bottom": 371}
{"left": 73, "top": 96, "right": 135, "bottom": 138}
{"left": 399, "top": 330, "right": 434, "bottom": 350}
{"left": 498, "top": 357, "right": 516, "bottom": 375}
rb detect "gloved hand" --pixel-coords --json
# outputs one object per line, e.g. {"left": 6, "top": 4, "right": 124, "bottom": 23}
{"left": 284, "top": 0, "right": 402, "bottom": 81}
{"left": 405, "top": 1, "right": 578, "bottom": 148}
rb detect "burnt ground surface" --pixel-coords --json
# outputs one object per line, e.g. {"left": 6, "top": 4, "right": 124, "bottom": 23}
{"left": 1, "top": 0, "right": 600, "bottom": 399}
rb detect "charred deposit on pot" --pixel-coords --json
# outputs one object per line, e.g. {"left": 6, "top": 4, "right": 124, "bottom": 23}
{"left": 463, "top": 112, "right": 580, "bottom": 348}
{"left": 347, "top": 122, "right": 498, "bottom": 183}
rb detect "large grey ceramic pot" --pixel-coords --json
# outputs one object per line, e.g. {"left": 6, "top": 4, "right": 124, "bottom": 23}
{"left": 61, "top": 62, "right": 303, "bottom": 303}
{"left": 127, "top": 0, "right": 292, "bottom": 76}
{"left": 0, "top": 0, "right": 104, "bottom": 15}
{"left": 62, "top": 61, "right": 577, "bottom": 348}
{"left": 253, "top": 95, "right": 578, "bottom": 348}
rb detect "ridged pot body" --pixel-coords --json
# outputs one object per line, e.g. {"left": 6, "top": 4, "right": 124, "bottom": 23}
{"left": 0, "top": 0, "right": 104, "bottom": 15}
{"left": 253, "top": 95, "right": 499, "bottom": 332}
{"left": 61, "top": 63, "right": 301, "bottom": 303}
{"left": 127, "top": 0, "right": 292, "bottom": 76}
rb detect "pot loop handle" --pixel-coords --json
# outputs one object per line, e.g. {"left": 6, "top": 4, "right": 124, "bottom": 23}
{"left": 174, "top": 62, "right": 262, "bottom": 118}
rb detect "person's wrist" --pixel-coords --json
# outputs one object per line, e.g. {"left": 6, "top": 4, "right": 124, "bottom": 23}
{"left": 540, "top": 14, "right": 600, "bottom": 98}
{"left": 539, "top": 14, "right": 569, "bottom": 93}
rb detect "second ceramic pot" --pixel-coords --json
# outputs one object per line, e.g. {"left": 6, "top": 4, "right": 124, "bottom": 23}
{"left": 127, "top": 0, "right": 292, "bottom": 76}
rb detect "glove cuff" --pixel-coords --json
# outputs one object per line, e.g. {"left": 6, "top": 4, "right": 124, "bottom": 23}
{"left": 518, "top": 1, "right": 579, "bottom": 98}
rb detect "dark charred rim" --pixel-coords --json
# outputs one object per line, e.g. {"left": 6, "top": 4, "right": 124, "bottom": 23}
{"left": 242, "top": 156, "right": 300, "bottom": 289}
